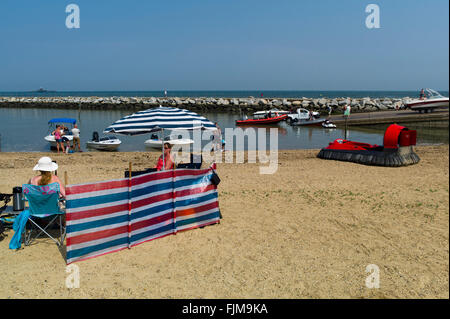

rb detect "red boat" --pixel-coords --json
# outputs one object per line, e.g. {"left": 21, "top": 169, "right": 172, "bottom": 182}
{"left": 236, "top": 114, "right": 287, "bottom": 125}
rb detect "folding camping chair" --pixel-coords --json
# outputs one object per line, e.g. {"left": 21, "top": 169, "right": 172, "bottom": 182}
{"left": 22, "top": 183, "right": 66, "bottom": 247}
{"left": 177, "top": 153, "right": 203, "bottom": 169}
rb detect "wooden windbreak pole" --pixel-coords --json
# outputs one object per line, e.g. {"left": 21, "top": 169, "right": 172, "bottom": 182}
{"left": 127, "top": 162, "right": 132, "bottom": 247}
{"left": 172, "top": 164, "right": 177, "bottom": 235}
{"left": 129, "top": 162, "right": 132, "bottom": 181}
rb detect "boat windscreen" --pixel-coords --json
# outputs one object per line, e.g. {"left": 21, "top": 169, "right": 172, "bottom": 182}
{"left": 425, "top": 89, "right": 444, "bottom": 98}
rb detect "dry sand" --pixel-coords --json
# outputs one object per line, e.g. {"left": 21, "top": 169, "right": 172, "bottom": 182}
{"left": 0, "top": 145, "right": 448, "bottom": 299}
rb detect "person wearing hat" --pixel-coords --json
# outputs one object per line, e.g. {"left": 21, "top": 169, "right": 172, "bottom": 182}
{"left": 28, "top": 157, "right": 66, "bottom": 198}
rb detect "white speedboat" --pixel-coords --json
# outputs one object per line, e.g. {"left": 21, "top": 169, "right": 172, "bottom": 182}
{"left": 86, "top": 133, "right": 121, "bottom": 151}
{"left": 44, "top": 118, "right": 76, "bottom": 149}
{"left": 144, "top": 136, "right": 194, "bottom": 149}
{"left": 404, "top": 89, "right": 449, "bottom": 112}
{"left": 322, "top": 120, "right": 337, "bottom": 128}
{"left": 253, "top": 109, "right": 289, "bottom": 119}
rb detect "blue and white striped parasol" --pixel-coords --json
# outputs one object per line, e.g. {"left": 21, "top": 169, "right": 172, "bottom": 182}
{"left": 103, "top": 106, "right": 216, "bottom": 135}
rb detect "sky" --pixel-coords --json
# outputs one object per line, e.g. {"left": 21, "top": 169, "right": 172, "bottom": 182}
{"left": 0, "top": 0, "right": 448, "bottom": 91}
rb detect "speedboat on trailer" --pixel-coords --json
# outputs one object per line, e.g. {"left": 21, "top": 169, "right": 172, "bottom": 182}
{"left": 44, "top": 118, "right": 76, "bottom": 149}
{"left": 404, "top": 89, "right": 449, "bottom": 113}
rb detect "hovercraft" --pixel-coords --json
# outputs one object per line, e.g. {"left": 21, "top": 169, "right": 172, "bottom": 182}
{"left": 317, "top": 124, "right": 420, "bottom": 167}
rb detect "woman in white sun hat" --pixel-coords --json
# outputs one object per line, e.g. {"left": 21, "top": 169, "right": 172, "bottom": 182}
{"left": 28, "top": 157, "right": 66, "bottom": 198}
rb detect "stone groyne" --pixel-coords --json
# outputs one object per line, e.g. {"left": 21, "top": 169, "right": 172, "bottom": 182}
{"left": 0, "top": 96, "right": 411, "bottom": 113}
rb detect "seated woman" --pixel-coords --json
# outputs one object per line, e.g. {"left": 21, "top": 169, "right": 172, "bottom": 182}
{"left": 29, "top": 157, "right": 66, "bottom": 198}
{"left": 155, "top": 143, "right": 174, "bottom": 171}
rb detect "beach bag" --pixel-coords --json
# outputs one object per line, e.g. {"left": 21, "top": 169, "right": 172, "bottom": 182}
{"left": 210, "top": 171, "right": 221, "bottom": 186}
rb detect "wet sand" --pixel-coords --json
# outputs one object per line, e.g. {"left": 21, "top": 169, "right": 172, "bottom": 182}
{"left": 0, "top": 145, "right": 448, "bottom": 298}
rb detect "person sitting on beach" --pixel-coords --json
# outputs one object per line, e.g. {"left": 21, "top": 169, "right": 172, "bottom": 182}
{"left": 155, "top": 143, "right": 174, "bottom": 171}
{"left": 52, "top": 125, "right": 65, "bottom": 154}
{"left": 28, "top": 157, "right": 66, "bottom": 198}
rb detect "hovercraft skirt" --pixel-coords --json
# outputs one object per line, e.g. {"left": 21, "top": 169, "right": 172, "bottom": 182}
{"left": 317, "top": 146, "right": 420, "bottom": 167}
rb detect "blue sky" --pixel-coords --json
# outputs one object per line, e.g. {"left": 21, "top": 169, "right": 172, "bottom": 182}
{"left": 0, "top": 0, "right": 448, "bottom": 91}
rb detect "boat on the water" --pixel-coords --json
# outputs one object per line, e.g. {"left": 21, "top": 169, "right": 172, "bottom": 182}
{"left": 144, "top": 135, "right": 194, "bottom": 149}
{"left": 253, "top": 109, "right": 289, "bottom": 119}
{"left": 236, "top": 114, "right": 288, "bottom": 125}
{"left": 34, "top": 87, "right": 56, "bottom": 93}
{"left": 322, "top": 120, "right": 337, "bottom": 128}
{"left": 86, "top": 132, "right": 121, "bottom": 151}
{"left": 44, "top": 118, "right": 76, "bottom": 148}
{"left": 404, "top": 89, "right": 449, "bottom": 112}
{"left": 290, "top": 118, "right": 325, "bottom": 126}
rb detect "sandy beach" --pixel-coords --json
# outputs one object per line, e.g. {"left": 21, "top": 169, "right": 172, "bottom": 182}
{"left": 0, "top": 145, "right": 448, "bottom": 299}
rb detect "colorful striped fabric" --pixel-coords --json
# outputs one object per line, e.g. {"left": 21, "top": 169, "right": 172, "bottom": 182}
{"left": 103, "top": 106, "right": 217, "bottom": 135}
{"left": 65, "top": 166, "right": 220, "bottom": 264}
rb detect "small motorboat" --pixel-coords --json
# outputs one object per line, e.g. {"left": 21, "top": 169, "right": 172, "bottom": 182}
{"left": 86, "top": 132, "right": 121, "bottom": 151}
{"left": 236, "top": 114, "right": 288, "bottom": 125}
{"left": 404, "top": 89, "right": 449, "bottom": 113}
{"left": 322, "top": 120, "right": 337, "bottom": 128}
{"left": 44, "top": 118, "right": 76, "bottom": 149}
{"left": 144, "top": 134, "right": 194, "bottom": 149}
{"left": 253, "top": 109, "right": 289, "bottom": 119}
{"left": 290, "top": 118, "right": 325, "bottom": 126}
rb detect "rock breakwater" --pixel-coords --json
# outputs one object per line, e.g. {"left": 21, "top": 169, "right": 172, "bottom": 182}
{"left": 0, "top": 96, "right": 410, "bottom": 114}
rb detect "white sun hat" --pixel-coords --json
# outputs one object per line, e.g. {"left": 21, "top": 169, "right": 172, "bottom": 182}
{"left": 33, "top": 157, "right": 58, "bottom": 172}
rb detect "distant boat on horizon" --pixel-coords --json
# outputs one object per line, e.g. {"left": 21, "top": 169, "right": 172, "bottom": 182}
{"left": 33, "top": 87, "right": 56, "bottom": 93}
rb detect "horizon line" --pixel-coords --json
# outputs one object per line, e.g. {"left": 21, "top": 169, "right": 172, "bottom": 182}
{"left": 1, "top": 89, "right": 449, "bottom": 93}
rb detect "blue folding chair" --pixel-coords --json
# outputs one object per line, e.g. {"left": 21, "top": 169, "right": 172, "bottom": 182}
{"left": 21, "top": 183, "right": 66, "bottom": 247}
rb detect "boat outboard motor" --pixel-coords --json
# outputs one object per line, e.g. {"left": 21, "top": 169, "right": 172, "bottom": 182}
{"left": 92, "top": 131, "right": 99, "bottom": 142}
{"left": 13, "top": 186, "right": 24, "bottom": 211}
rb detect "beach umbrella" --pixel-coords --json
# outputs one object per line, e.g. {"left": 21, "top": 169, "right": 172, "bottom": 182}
{"left": 103, "top": 106, "right": 217, "bottom": 169}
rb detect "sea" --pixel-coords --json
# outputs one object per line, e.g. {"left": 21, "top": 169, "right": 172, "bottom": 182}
{"left": 0, "top": 90, "right": 448, "bottom": 99}
{"left": 0, "top": 91, "right": 448, "bottom": 152}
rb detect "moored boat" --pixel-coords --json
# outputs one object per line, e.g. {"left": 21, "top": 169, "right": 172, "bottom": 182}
{"left": 144, "top": 136, "right": 194, "bottom": 149}
{"left": 322, "top": 120, "right": 337, "bottom": 128}
{"left": 290, "top": 118, "right": 325, "bottom": 126}
{"left": 86, "top": 132, "right": 121, "bottom": 151}
{"left": 236, "top": 114, "right": 287, "bottom": 125}
{"left": 253, "top": 109, "right": 289, "bottom": 119}
{"left": 44, "top": 118, "right": 76, "bottom": 149}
